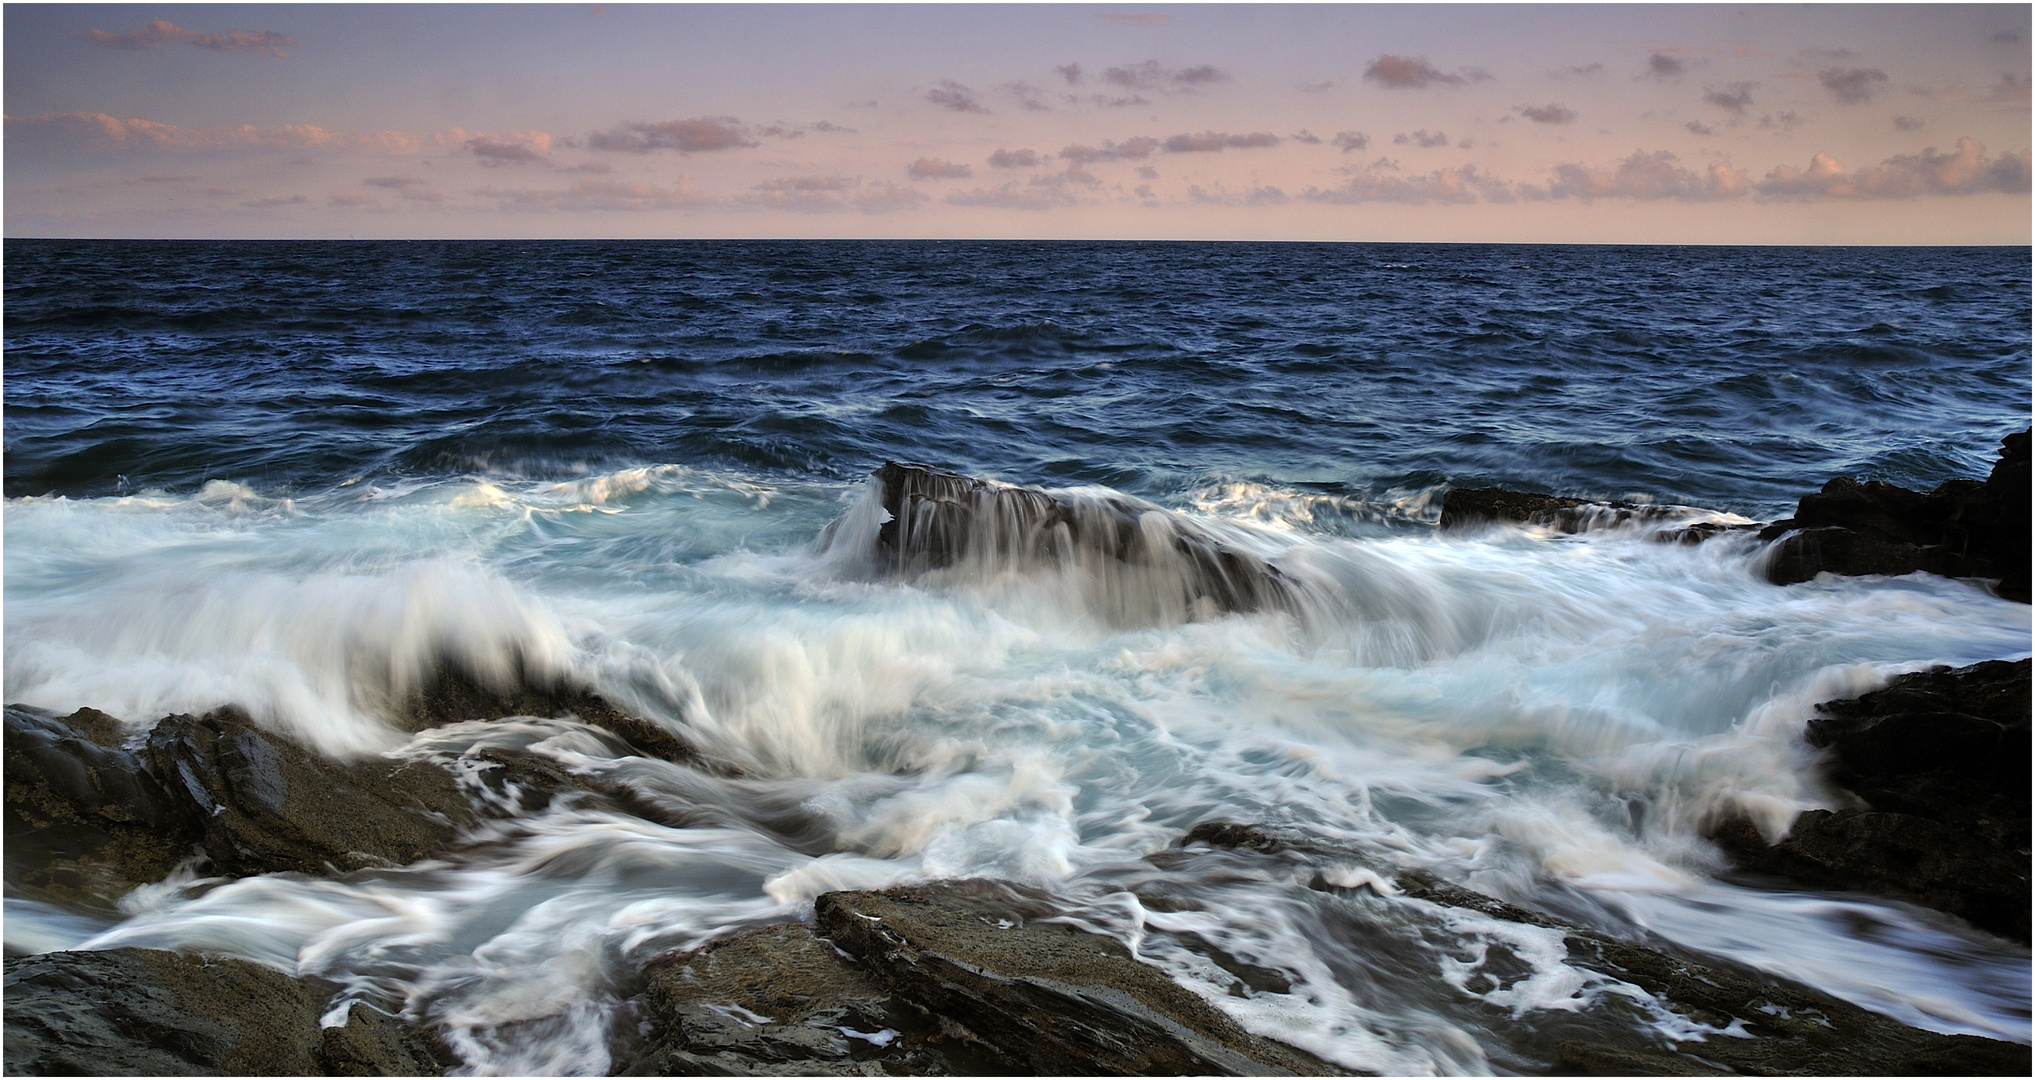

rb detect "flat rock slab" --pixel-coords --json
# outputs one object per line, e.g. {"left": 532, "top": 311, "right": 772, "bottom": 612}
{"left": 3, "top": 947, "right": 444, "bottom": 1076}
{"left": 815, "top": 881, "right": 1341, "bottom": 1076}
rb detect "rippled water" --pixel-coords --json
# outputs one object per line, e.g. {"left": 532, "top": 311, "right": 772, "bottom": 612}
{"left": 5, "top": 240, "right": 2029, "bottom": 1075}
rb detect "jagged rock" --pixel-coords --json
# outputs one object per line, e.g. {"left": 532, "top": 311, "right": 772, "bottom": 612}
{"left": 397, "top": 658, "right": 708, "bottom": 769}
{"left": 2, "top": 947, "right": 445, "bottom": 1076}
{"left": 620, "top": 922, "right": 997, "bottom": 1076}
{"left": 143, "top": 706, "right": 480, "bottom": 878}
{"left": 1712, "top": 658, "right": 2030, "bottom": 941}
{"left": 1186, "top": 822, "right": 2031, "bottom": 1075}
{"left": 858, "top": 461, "right": 1299, "bottom": 621}
{"left": 813, "top": 881, "right": 1340, "bottom": 1076}
{"left": 1759, "top": 428, "right": 2030, "bottom": 602}
{"left": 5, "top": 706, "right": 202, "bottom": 911}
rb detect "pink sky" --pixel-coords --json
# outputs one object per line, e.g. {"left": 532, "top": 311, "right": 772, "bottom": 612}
{"left": 6, "top": 3, "right": 2029, "bottom": 242}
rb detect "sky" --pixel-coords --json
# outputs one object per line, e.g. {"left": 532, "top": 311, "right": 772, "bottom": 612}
{"left": 5, "top": 3, "right": 2030, "bottom": 243}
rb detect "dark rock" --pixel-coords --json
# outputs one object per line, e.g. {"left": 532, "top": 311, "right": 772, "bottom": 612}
{"left": 620, "top": 922, "right": 1001, "bottom": 1076}
{"left": 847, "top": 462, "right": 1299, "bottom": 621}
{"left": 3, "top": 947, "right": 443, "bottom": 1076}
{"left": 1439, "top": 488, "right": 1678, "bottom": 533}
{"left": 1712, "top": 658, "right": 2031, "bottom": 940}
{"left": 1759, "top": 428, "right": 2030, "bottom": 601}
{"left": 5, "top": 705, "right": 204, "bottom": 911}
{"left": 143, "top": 705, "right": 480, "bottom": 878}
{"left": 397, "top": 657, "right": 709, "bottom": 769}
{"left": 813, "top": 880, "right": 1341, "bottom": 1076}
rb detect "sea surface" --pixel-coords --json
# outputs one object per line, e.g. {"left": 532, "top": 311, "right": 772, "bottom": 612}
{"left": 5, "top": 239, "right": 2030, "bottom": 1074}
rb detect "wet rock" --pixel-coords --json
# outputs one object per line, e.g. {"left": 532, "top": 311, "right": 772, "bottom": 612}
{"left": 3, "top": 947, "right": 445, "bottom": 1076}
{"left": 1439, "top": 489, "right": 1670, "bottom": 533}
{"left": 1759, "top": 428, "right": 2029, "bottom": 602}
{"left": 1185, "top": 821, "right": 2030, "bottom": 1075}
{"left": 621, "top": 922, "right": 998, "bottom": 1076}
{"left": 814, "top": 880, "right": 1341, "bottom": 1076}
{"left": 143, "top": 705, "right": 480, "bottom": 878}
{"left": 1713, "top": 658, "right": 2030, "bottom": 941}
{"left": 859, "top": 461, "right": 1299, "bottom": 620}
{"left": 5, "top": 705, "right": 203, "bottom": 910}
{"left": 398, "top": 657, "right": 707, "bottom": 769}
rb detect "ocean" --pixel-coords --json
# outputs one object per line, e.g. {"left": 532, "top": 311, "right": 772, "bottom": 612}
{"left": 5, "top": 239, "right": 2030, "bottom": 1074}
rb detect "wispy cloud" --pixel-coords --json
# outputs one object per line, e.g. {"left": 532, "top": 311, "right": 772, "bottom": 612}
{"left": 1759, "top": 138, "right": 2031, "bottom": 199}
{"left": 1332, "top": 131, "right": 1370, "bottom": 153}
{"left": 1819, "top": 67, "right": 1889, "bottom": 104}
{"left": 241, "top": 194, "right": 310, "bottom": 209}
{"left": 925, "top": 80, "right": 989, "bottom": 113}
{"left": 1393, "top": 129, "right": 1451, "bottom": 148}
{"left": 4, "top": 112, "right": 432, "bottom": 154}
{"left": 1161, "top": 131, "right": 1277, "bottom": 153}
{"left": 1303, "top": 163, "right": 1501, "bottom": 204}
{"left": 1058, "top": 137, "right": 1160, "bottom": 162}
{"left": 1893, "top": 115, "right": 1926, "bottom": 131}
{"left": 1686, "top": 120, "right": 1716, "bottom": 136}
{"left": 1056, "top": 63, "right": 1084, "bottom": 85}
{"left": 76, "top": 18, "right": 294, "bottom": 58}
{"left": 745, "top": 175, "right": 926, "bottom": 214}
{"left": 1517, "top": 103, "right": 1577, "bottom": 124}
{"left": 472, "top": 178, "right": 705, "bottom": 212}
{"left": 586, "top": 117, "right": 754, "bottom": 153}
{"left": 1703, "top": 82, "right": 1757, "bottom": 114}
{"left": 1188, "top": 182, "right": 1289, "bottom": 206}
{"left": 1644, "top": 53, "right": 1686, "bottom": 80}
{"left": 465, "top": 132, "right": 551, "bottom": 166}
{"left": 988, "top": 148, "right": 1044, "bottom": 169}
{"left": 1101, "top": 61, "right": 1228, "bottom": 92}
{"left": 907, "top": 158, "right": 973, "bottom": 179}
{"left": 1363, "top": 54, "right": 1488, "bottom": 89}
{"left": 946, "top": 182, "right": 1081, "bottom": 210}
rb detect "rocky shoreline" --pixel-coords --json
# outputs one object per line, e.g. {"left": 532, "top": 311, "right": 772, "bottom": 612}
{"left": 6, "top": 437, "right": 2030, "bottom": 1076}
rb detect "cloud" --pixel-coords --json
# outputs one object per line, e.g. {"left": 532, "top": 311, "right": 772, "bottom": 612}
{"left": 908, "top": 158, "right": 973, "bottom": 179}
{"left": 1541, "top": 150, "right": 1750, "bottom": 201}
{"left": 1363, "top": 54, "right": 1486, "bottom": 89}
{"left": 1097, "top": 13, "right": 1170, "bottom": 26}
{"left": 1563, "top": 62, "right": 1606, "bottom": 78}
{"left": 1993, "top": 30, "right": 2020, "bottom": 43}
{"left": 1056, "top": 63, "right": 1083, "bottom": 84}
{"left": 465, "top": 132, "right": 551, "bottom": 166}
{"left": 1819, "top": 67, "right": 1889, "bottom": 104}
{"left": 925, "top": 80, "right": 989, "bottom": 113}
{"left": 76, "top": 18, "right": 294, "bottom": 58}
{"left": 327, "top": 193, "right": 374, "bottom": 207}
{"left": 125, "top": 173, "right": 196, "bottom": 184}
{"left": 1686, "top": 120, "right": 1715, "bottom": 135}
{"left": 1758, "top": 111, "right": 1807, "bottom": 134}
{"left": 1290, "top": 130, "right": 1323, "bottom": 144}
{"left": 472, "top": 178, "right": 705, "bottom": 212}
{"left": 1332, "top": 131, "right": 1370, "bottom": 153}
{"left": 743, "top": 175, "right": 925, "bottom": 213}
{"left": 1101, "top": 60, "right": 1229, "bottom": 92}
{"left": 1988, "top": 72, "right": 2031, "bottom": 105}
{"left": 1758, "top": 138, "right": 2031, "bottom": 199}
{"left": 241, "top": 194, "right": 310, "bottom": 209}
{"left": 1002, "top": 82, "right": 1051, "bottom": 111}
{"left": 587, "top": 117, "right": 753, "bottom": 153}
{"left": 1703, "top": 82, "right": 1756, "bottom": 113}
{"left": 1393, "top": 129, "right": 1451, "bottom": 148}
{"left": 1517, "top": 103, "right": 1577, "bottom": 124}
{"left": 1645, "top": 53, "right": 1686, "bottom": 80}
{"left": 1303, "top": 164, "right": 1504, "bottom": 205}
{"left": 988, "top": 148, "right": 1044, "bottom": 169}
{"left": 364, "top": 176, "right": 443, "bottom": 202}
{"left": 4, "top": 112, "right": 432, "bottom": 154}
{"left": 946, "top": 182, "right": 1080, "bottom": 210}
{"left": 1188, "top": 182, "right": 1289, "bottom": 206}
{"left": 1161, "top": 131, "right": 1278, "bottom": 153}
{"left": 1300, "top": 80, "right": 1335, "bottom": 93}
{"left": 1058, "top": 136, "right": 1160, "bottom": 162}
{"left": 1893, "top": 115, "right": 1926, "bottom": 131}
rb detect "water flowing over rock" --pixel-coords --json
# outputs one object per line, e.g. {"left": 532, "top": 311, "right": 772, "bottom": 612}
{"left": 836, "top": 461, "right": 1301, "bottom": 624}
{"left": 1711, "top": 657, "right": 2031, "bottom": 941}
{"left": 3, "top": 947, "right": 447, "bottom": 1076}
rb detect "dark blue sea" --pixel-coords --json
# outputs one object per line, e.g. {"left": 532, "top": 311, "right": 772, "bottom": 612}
{"left": 5, "top": 240, "right": 2030, "bottom": 1073}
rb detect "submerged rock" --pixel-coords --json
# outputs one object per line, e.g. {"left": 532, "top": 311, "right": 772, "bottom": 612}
{"left": 2, "top": 947, "right": 446, "bottom": 1076}
{"left": 1439, "top": 488, "right": 1686, "bottom": 533}
{"left": 1758, "top": 428, "right": 2029, "bottom": 602}
{"left": 623, "top": 881, "right": 1339, "bottom": 1076}
{"left": 855, "top": 461, "right": 1300, "bottom": 621}
{"left": 397, "top": 657, "right": 707, "bottom": 768}
{"left": 1184, "top": 822, "right": 2031, "bottom": 1076}
{"left": 1712, "top": 658, "right": 2031, "bottom": 941}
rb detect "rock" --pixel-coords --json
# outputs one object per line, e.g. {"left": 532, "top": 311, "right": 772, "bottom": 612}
{"left": 813, "top": 880, "right": 1340, "bottom": 1076}
{"left": 620, "top": 922, "right": 995, "bottom": 1076}
{"left": 5, "top": 705, "right": 202, "bottom": 911}
{"left": 1186, "top": 821, "right": 2031, "bottom": 1076}
{"left": 1713, "top": 658, "right": 2030, "bottom": 941}
{"left": 3, "top": 947, "right": 445, "bottom": 1076}
{"left": 1759, "top": 428, "right": 2030, "bottom": 602}
{"left": 848, "top": 462, "right": 1299, "bottom": 621}
{"left": 398, "top": 658, "right": 708, "bottom": 769}
{"left": 1440, "top": 489, "right": 1671, "bottom": 532}
{"left": 143, "top": 706, "right": 480, "bottom": 878}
